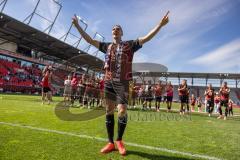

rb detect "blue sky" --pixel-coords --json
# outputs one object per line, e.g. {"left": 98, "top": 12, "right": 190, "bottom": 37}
{"left": 2, "top": 0, "right": 240, "bottom": 73}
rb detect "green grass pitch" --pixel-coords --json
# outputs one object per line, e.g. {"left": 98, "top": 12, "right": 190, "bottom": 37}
{"left": 0, "top": 94, "right": 239, "bottom": 160}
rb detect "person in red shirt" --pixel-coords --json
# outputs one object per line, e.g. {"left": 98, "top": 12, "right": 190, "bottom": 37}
{"left": 154, "top": 81, "right": 163, "bottom": 112}
{"left": 218, "top": 82, "right": 230, "bottom": 120}
{"left": 204, "top": 84, "right": 214, "bottom": 117}
{"left": 70, "top": 73, "right": 78, "bottom": 106}
{"left": 72, "top": 11, "right": 169, "bottom": 155}
{"left": 166, "top": 81, "right": 173, "bottom": 112}
{"left": 42, "top": 65, "right": 53, "bottom": 102}
{"left": 41, "top": 70, "right": 51, "bottom": 105}
{"left": 178, "top": 79, "right": 188, "bottom": 115}
{"left": 214, "top": 92, "right": 220, "bottom": 113}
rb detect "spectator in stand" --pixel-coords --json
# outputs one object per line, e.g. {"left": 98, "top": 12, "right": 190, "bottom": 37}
{"left": 166, "top": 81, "right": 173, "bottom": 112}
{"left": 63, "top": 75, "right": 72, "bottom": 106}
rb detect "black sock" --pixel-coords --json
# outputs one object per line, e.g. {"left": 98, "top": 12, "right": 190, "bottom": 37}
{"left": 106, "top": 114, "right": 114, "bottom": 143}
{"left": 117, "top": 115, "right": 127, "bottom": 141}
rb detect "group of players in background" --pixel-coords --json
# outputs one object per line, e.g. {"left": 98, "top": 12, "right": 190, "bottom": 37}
{"left": 177, "top": 79, "right": 233, "bottom": 120}
{"left": 41, "top": 67, "right": 234, "bottom": 120}
{"left": 63, "top": 73, "right": 105, "bottom": 108}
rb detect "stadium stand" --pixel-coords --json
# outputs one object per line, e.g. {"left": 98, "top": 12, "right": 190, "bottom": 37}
{"left": 0, "top": 57, "right": 41, "bottom": 93}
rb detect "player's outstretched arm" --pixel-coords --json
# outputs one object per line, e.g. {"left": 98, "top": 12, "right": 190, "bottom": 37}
{"left": 138, "top": 11, "right": 169, "bottom": 46}
{"left": 72, "top": 14, "right": 100, "bottom": 49}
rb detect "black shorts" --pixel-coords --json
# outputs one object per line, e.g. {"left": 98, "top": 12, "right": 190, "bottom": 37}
{"left": 206, "top": 100, "right": 214, "bottom": 107}
{"left": 163, "top": 96, "right": 167, "bottom": 101}
{"left": 179, "top": 95, "right": 188, "bottom": 103}
{"left": 155, "top": 96, "right": 162, "bottom": 102}
{"left": 167, "top": 96, "right": 173, "bottom": 102}
{"left": 78, "top": 86, "right": 86, "bottom": 97}
{"left": 85, "top": 90, "right": 93, "bottom": 98}
{"left": 146, "top": 97, "right": 153, "bottom": 101}
{"left": 43, "top": 87, "right": 51, "bottom": 93}
{"left": 71, "top": 87, "right": 78, "bottom": 97}
{"left": 220, "top": 100, "right": 229, "bottom": 107}
{"left": 104, "top": 80, "right": 129, "bottom": 105}
{"left": 186, "top": 96, "right": 189, "bottom": 104}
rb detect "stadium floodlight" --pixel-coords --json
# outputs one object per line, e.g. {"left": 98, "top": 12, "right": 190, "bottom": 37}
{"left": 96, "top": 33, "right": 104, "bottom": 40}
{"left": 23, "top": 0, "right": 62, "bottom": 34}
{"left": 84, "top": 32, "right": 105, "bottom": 55}
{"left": 0, "top": 0, "right": 8, "bottom": 13}
{"left": 93, "top": 32, "right": 104, "bottom": 57}
{"left": 60, "top": 14, "right": 88, "bottom": 48}
{"left": 53, "top": 0, "right": 60, "bottom": 3}
{"left": 76, "top": 15, "right": 88, "bottom": 25}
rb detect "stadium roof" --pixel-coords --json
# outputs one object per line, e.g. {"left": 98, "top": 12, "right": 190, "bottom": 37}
{"left": 133, "top": 71, "right": 240, "bottom": 80}
{"left": 0, "top": 13, "right": 104, "bottom": 71}
{"left": 133, "top": 62, "right": 168, "bottom": 72}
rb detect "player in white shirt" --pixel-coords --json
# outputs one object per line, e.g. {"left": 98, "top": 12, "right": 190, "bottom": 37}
{"left": 63, "top": 75, "right": 72, "bottom": 106}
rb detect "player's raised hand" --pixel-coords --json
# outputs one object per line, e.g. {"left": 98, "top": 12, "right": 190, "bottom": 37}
{"left": 160, "top": 11, "right": 169, "bottom": 27}
{"left": 72, "top": 14, "right": 78, "bottom": 26}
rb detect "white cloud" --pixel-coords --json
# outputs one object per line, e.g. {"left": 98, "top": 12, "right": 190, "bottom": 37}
{"left": 189, "top": 38, "right": 240, "bottom": 72}
{"left": 122, "top": 0, "right": 235, "bottom": 71}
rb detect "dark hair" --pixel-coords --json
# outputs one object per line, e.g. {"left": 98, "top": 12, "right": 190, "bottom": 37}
{"left": 113, "top": 25, "right": 123, "bottom": 34}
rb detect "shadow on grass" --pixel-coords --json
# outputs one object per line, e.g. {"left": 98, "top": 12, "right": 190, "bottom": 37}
{"left": 54, "top": 101, "right": 105, "bottom": 121}
{"left": 127, "top": 150, "right": 195, "bottom": 160}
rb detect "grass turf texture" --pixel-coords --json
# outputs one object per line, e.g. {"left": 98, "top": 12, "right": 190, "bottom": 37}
{"left": 0, "top": 94, "right": 239, "bottom": 160}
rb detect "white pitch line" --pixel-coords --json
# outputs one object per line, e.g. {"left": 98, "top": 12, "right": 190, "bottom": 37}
{"left": 0, "top": 121, "right": 223, "bottom": 160}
